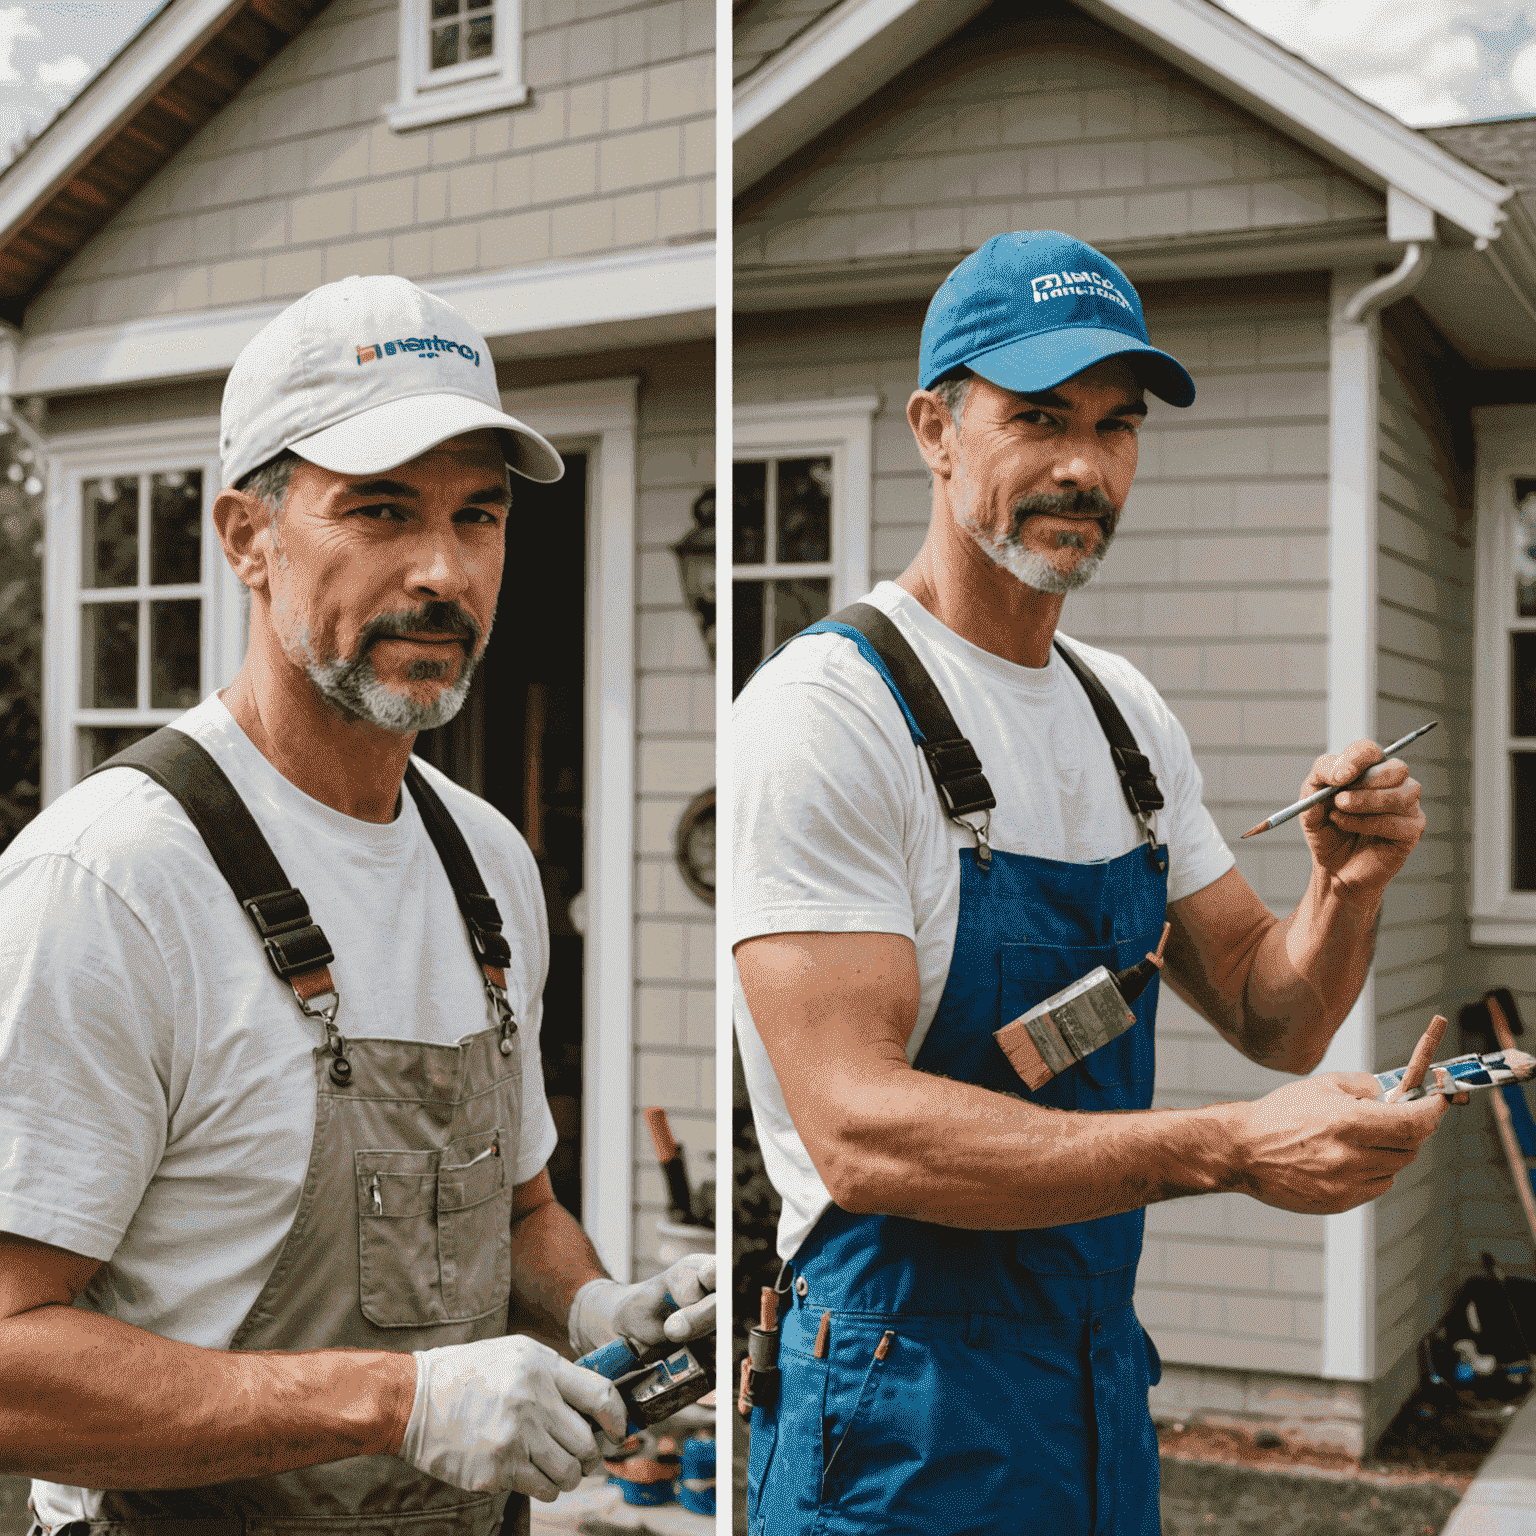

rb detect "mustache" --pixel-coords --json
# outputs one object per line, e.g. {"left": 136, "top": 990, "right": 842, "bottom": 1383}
{"left": 361, "top": 602, "right": 482, "bottom": 653}
{"left": 1007, "top": 488, "right": 1119, "bottom": 540}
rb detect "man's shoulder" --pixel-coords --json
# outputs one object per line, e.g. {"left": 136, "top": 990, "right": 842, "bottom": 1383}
{"left": 1, "top": 758, "right": 205, "bottom": 887}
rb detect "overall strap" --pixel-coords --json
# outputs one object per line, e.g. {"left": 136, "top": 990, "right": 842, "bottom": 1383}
{"left": 803, "top": 602, "right": 997, "bottom": 867}
{"left": 88, "top": 727, "right": 350, "bottom": 1080}
{"left": 403, "top": 761, "right": 518, "bottom": 1051}
{"left": 1051, "top": 641, "right": 1165, "bottom": 822}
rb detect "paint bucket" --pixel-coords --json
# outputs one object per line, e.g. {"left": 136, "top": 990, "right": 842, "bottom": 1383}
{"left": 677, "top": 1436, "right": 715, "bottom": 1516}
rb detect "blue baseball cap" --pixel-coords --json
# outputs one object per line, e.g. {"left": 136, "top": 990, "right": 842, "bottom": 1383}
{"left": 920, "top": 230, "right": 1195, "bottom": 407}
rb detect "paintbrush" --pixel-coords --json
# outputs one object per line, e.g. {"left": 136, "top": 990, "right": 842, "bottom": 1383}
{"left": 1240, "top": 721, "right": 1438, "bottom": 839}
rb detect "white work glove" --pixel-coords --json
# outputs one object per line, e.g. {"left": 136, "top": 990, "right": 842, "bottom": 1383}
{"left": 566, "top": 1252, "right": 716, "bottom": 1356}
{"left": 396, "top": 1333, "right": 626, "bottom": 1501}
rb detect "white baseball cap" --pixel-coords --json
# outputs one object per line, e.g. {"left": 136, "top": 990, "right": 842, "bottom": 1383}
{"left": 219, "top": 275, "right": 563, "bottom": 488}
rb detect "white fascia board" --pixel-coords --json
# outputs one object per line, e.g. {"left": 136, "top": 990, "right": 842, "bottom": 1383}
{"left": 0, "top": 0, "right": 247, "bottom": 244}
{"left": 17, "top": 243, "right": 715, "bottom": 395}
{"left": 734, "top": 0, "right": 991, "bottom": 192}
{"left": 1072, "top": 0, "right": 1510, "bottom": 241}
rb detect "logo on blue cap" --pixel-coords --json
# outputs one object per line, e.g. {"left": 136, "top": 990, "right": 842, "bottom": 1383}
{"left": 920, "top": 230, "right": 1195, "bottom": 407}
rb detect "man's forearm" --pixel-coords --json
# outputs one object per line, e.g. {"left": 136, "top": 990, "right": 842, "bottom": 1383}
{"left": 1233, "top": 869, "right": 1379, "bottom": 1073}
{"left": 819, "top": 1061, "right": 1239, "bottom": 1229}
{"left": 508, "top": 1193, "right": 608, "bottom": 1343}
{"left": 0, "top": 1305, "right": 414, "bottom": 1487}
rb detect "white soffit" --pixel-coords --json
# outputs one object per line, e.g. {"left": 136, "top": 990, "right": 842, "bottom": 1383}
{"left": 0, "top": 0, "right": 245, "bottom": 247}
{"left": 17, "top": 242, "right": 716, "bottom": 395}
{"left": 1073, "top": 0, "right": 1510, "bottom": 240}
{"left": 734, "top": 0, "right": 993, "bottom": 192}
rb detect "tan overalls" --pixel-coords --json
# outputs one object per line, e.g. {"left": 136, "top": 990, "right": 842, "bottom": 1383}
{"left": 55, "top": 731, "right": 535, "bottom": 1536}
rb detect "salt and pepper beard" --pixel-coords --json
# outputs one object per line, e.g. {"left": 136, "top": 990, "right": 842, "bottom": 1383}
{"left": 959, "top": 486, "right": 1119, "bottom": 594}
{"left": 303, "top": 601, "right": 490, "bottom": 732}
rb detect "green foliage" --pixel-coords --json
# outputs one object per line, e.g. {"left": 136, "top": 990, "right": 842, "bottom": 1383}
{"left": 0, "top": 455, "right": 43, "bottom": 853}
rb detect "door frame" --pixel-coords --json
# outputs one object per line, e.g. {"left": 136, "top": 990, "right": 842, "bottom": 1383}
{"left": 501, "top": 376, "right": 639, "bottom": 1281}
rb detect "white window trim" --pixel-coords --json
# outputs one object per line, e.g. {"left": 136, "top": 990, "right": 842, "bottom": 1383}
{"left": 1470, "top": 404, "right": 1536, "bottom": 946}
{"left": 388, "top": 0, "right": 527, "bottom": 133}
{"left": 42, "top": 417, "right": 243, "bottom": 807}
{"left": 501, "top": 377, "right": 639, "bottom": 1281}
{"left": 731, "top": 397, "right": 879, "bottom": 648}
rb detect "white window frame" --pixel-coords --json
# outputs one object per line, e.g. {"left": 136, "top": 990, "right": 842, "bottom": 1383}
{"left": 1469, "top": 404, "right": 1536, "bottom": 945}
{"left": 42, "top": 418, "right": 245, "bottom": 806}
{"left": 499, "top": 377, "right": 639, "bottom": 1281}
{"left": 388, "top": 0, "right": 527, "bottom": 133}
{"left": 731, "top": 397, "right": 878, "bottom": 678}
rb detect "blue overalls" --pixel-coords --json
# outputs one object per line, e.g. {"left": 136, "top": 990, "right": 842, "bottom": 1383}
{"left": 746, "top": 605, "right": 1168, "bottom": 1535}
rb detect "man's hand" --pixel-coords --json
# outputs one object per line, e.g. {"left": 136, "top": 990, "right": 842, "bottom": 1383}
{"left": 394, "top": 1334, "right": 625, "bottom": 1500}
{"left": 1223, "top": 1073, "right": 1448, "bottom": 1214}
{"left": 566, "top": 1252, "right": 716, "bottom": 1356}
{"left": 1299, "top": 740, "right": 1425, "bottom": 900}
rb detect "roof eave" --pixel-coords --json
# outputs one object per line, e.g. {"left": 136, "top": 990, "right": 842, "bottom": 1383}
{"left": 735, "top": 0, "right": 1514, "bottom": 241}
{"left": 0, "top": 0, "right": 245, "bottom": 253}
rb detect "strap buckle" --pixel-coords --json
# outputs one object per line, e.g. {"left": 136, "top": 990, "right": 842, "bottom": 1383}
{"left": 296, "top": 987, "right": 340, "bottom": 1028}
{"left": 952, "top": 808, "right": 992, "bottom": 871}
{"left": 485, "top": 976, "right": 518, "bottom": 1055}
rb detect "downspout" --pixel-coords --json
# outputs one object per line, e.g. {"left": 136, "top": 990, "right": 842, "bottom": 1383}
{"left": 1319, "top": 191, "right": 1434, "bottom": 1391}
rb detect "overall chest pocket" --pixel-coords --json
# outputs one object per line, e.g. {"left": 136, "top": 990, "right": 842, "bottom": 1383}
{"left": 355, "top": 1127, "right": 512, "bottom": 1327}
{"left": 1000, "top": 939, "right": 1157, "bottom": 1106}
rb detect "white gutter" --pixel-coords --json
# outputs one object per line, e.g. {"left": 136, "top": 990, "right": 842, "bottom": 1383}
{"left": 1318, "top": 188, "right": 1434, "bottom": 1383}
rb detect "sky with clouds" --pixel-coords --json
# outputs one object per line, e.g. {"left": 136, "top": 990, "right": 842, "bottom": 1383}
{"left": 1217, "top": 0, "right": 1536, "bottom": 125}
{"left": 0, "top": 2, "right": 161, "bottom": 165}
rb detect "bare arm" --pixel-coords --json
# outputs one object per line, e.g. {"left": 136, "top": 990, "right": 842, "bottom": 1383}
{"left": 1164, "top": 740, "right": 1426, "bottom": 1074}
{"left": 0, "top": 1172, "right": 601, "bottom": 1487}
{"left": 506, "top": 1169, "right": 608, "bottom": 1344}
{"left": 0, "top": 1231, "right": 416, "bottom": 1487}
{"left": 735, "top": 928, "right": 1448, "bottom": 1231}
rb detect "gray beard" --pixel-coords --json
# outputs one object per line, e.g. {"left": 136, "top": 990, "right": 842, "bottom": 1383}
{"left": 307, "top": 647, "right": 481, "bottom": 731}
{"left": 960, "top": 491, "right": 1118, "bottom": 594}
{"left": 302, "top": 602, "right": 488, "bottom": 732}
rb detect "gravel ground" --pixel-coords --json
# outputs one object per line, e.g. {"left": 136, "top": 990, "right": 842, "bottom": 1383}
{"left": 1, "top": 1476, "right": 29, "bottom": 1536}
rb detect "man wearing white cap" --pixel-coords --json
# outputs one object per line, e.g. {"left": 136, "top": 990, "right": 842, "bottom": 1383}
{"left": 0, "top": 276, "right": 713, "bottom": 1536}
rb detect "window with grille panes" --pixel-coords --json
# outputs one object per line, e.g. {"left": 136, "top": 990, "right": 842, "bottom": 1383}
{"left": 44, "top": 428, "right": 243, "bottom": 803}
{"left": 1471, "top": 408, "right": 1536, "bottom": 943}
{"left": 732, "top": 457, "right": 836, "bottom": 698}
{"left": 731, "top": 400, "right": 878, "bottom": 699}
{"left": 389, "top": 0, "right": 526, "bottom": 131}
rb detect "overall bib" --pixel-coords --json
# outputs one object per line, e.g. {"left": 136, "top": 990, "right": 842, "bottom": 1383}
{"left": 51, "top": 731, "right": 532, "bottom": 1536}
{"left": 747, "top": 607, "right": 1169, "bottom": 1536}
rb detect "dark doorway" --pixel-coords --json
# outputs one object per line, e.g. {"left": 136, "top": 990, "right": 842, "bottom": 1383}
{"left": 416, "top": 453, "right": 588, "bottom": 1219}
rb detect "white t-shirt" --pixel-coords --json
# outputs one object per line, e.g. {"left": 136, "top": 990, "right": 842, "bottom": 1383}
{"left": 0, "top": 692, "right": 557, "bottom": 1342}
{"left": 731, "top": 582, "right": 1234, "bottom": 1257}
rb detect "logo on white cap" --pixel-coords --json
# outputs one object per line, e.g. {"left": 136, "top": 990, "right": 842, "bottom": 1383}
{"left": 220, "top": 275, "right": 561, "bottom": 488}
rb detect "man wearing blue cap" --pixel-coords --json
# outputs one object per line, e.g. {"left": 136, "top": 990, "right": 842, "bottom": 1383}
{"left": 733, "top": 231, "right": 1446, "bottom": 1532}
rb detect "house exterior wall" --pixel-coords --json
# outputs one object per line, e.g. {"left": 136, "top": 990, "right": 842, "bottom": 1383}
{"left": 734, "top": 276, "right": 1336, "bottom": 1387}
{"left": 24, "top": 0, "right": 714, "bottom": 335}
{"left": 734, "top": 5, "right": 1379, "bottom": 277}
{"left": 1369, "top": 312, "right": 1477, "bottom": 1421}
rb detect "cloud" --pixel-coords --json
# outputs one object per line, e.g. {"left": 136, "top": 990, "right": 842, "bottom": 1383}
{"left": 35, "top": 52, "right": 89, "bottom": 107}
{"left": 1216, "top": 0, "right": 1536, "bottom": 124}
{"left": 0, "top": 5, "right": 39, "bottom": 84}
